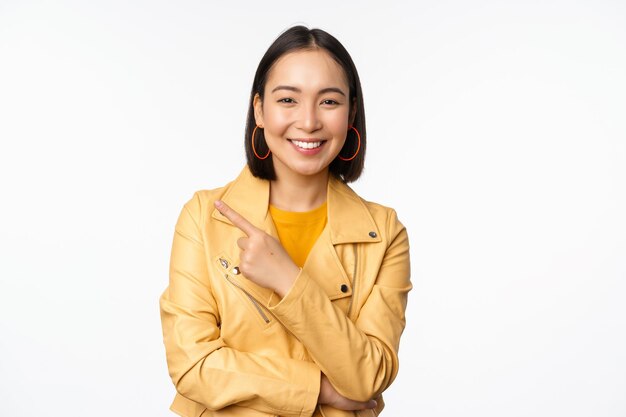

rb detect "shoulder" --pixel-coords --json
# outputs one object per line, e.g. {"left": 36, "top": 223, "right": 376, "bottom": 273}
{"left": 335, "top": 178, "right": 407, "bottom": 243}
{"left": 361, "top": 198, "right": 407, "bottom": 238}
{"left": 339, "top": 179, "right": 405, "bottom": 230}
{"left": 177, "top": 178, "right": 237, "bottom": 224}
{"left": 355, "top": 197, "right": 410, "bottom": 266}
{"left": 360, "top": 198, "right": 399, "bottom": 222}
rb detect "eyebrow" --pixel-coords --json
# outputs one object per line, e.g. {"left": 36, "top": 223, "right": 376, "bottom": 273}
{"left": 270, "top": 85, "right": 346, "bottom": 97}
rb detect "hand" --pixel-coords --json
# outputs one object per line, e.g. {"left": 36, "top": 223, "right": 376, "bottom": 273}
{"left": 318, "top": 373, "right": 377, "bottom": 411}
{"left": 214, "top": 200, "right": 300, "bottom": 297}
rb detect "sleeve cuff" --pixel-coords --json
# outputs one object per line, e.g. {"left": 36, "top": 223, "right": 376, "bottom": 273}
{"left": 267, "top": 267, "right": 311, "bottom": 313}
{"left": 299, "top": 362, "right": 321, "bottom": 417}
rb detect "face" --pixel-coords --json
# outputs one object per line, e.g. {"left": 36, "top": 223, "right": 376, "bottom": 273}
{"left": 254, "top": 49, "right": 356, "bottom": 180}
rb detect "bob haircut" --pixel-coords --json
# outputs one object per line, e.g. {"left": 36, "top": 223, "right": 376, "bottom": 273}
{"left": 244, "top": 25, "right": 366, "bottom": 183}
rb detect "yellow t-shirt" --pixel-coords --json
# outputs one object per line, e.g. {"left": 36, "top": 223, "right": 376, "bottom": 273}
{"left": 269, "top": 201, "right": 328, "bottom": 268}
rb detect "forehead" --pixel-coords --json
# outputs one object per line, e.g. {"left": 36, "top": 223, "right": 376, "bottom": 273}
{"left": 265, "top": 49, "right": 349, "bottom": 92}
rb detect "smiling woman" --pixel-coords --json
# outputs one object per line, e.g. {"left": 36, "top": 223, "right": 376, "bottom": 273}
{"left": 159, "top": 25, "right": 412, "bottom": 417}
{"left": 253, "top": 49, "right": 355, "bottom": 188}
{"left": 244, "top": 26, "right": 366, "bottom": 187}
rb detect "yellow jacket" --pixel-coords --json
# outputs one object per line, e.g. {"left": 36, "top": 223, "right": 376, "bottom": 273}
{"left": 159, "top": 165, "right": 412, "bottom": 417}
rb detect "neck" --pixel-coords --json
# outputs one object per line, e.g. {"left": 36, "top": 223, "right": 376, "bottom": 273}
{"left": 270, "top": 168, "right": 329, "bottom": 212}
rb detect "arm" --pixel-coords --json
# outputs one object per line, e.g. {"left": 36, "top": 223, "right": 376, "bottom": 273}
{"left": 267, "top": 209, "right": 412, "bottom": 402}
{"left": 159, "top": 193, "right": 320, "bottom": 416}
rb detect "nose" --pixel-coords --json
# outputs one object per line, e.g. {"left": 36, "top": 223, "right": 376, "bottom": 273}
{"left": 297, "top": 102, "right": 322, "bottom": 132}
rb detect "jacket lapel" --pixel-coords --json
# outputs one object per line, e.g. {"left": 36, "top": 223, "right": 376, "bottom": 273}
{"left": 211, "top": 166, "right": 276, "bottom": 238}
{"left": 326, "top": 175, "right": 381, "bottom": 245}
{"left": 210, "top": 165, "right": 381, "bottom": 305}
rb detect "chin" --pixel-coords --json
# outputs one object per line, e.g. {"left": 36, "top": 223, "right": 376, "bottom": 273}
{"left": 286, "top": 162, "right": 328, "bottom": 177}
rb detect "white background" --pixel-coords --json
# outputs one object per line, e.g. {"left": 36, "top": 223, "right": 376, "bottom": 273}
{"left": 1, "top": 1, "right": 625, "bottom": 416}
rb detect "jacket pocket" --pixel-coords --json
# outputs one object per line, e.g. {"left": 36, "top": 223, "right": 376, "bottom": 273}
{"left": 222, "top": 272, "right": 271, "bottom": 324}
{"left": 215, "top": 255, "right": 274, "bottom": 328}
{"left": 214, "top": 253, "right": 277, "bottom": 331}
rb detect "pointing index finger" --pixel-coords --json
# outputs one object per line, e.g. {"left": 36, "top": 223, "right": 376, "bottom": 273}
{"left": 214, "top": 200, "right": 259, "bottom": 236}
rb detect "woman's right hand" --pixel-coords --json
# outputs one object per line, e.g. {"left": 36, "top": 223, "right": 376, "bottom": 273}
{"left": 318, "top": 373, "right": 377, "bottom": 410}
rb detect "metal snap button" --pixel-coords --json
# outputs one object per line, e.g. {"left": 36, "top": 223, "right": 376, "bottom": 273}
{"left": 369, "top": 231, "right": 377, "bottom": 238}
{"left": 232, "top": 266, "right": 240, "bottom": 275}
{"left": 340, "top": 284, "right": 349, "bottom": 293}
{"left": 219, "top": 258, "right": 229, "bottom": 269}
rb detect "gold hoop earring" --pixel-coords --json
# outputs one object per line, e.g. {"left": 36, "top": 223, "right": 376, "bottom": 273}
{"left": 338, "top": 125, "right": 361, "bottom": 161}
{"left": 251, "top": 125, "right": 271, "bottom": 160}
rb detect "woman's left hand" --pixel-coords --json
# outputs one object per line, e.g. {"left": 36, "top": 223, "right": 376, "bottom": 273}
{"left": 214, "top": 200, "right": 300, "bottom": 297}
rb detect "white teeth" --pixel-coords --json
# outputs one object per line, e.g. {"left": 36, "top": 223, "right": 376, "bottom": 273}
{"left": 291, "top": 140, "right": 322, "bottom": 149}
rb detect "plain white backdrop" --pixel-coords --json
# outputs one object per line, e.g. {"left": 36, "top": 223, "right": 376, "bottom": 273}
{"left": 1, "top": 0, "right": 625, "bottom": 416}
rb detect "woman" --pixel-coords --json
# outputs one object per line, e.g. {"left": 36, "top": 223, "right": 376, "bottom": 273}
{"left": 159, "top": 25, "right": 411, "bottom": 417}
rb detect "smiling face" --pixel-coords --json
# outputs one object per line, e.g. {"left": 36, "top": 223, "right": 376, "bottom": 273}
{"left": 253, "top": 49, "right": 356, "bottom": 181}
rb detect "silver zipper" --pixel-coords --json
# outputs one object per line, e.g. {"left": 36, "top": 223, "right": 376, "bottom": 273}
{"left": 223, "top": 273, "right": 271, "bottom": 323}
{"left": 346, "top": 244, "right": 358, "bottom": 319}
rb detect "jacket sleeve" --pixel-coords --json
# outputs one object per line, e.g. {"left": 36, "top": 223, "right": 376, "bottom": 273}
{"left": 266, "top": 208, "right": 411, "bottom": 402}
{"left": 159, "top": 192, "right": 320, "bottom": 417}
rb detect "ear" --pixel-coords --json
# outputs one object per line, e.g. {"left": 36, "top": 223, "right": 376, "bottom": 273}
{"left": 348, "top": 97, "right": 357, "bottom": 126}
{"left": 253, "top": 93, "right": 264, "bottom": 127}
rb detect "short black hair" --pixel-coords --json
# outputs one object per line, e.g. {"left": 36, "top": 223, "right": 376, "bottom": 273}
{"left": 244, "top": 25, "right": 366, "bottom": 183}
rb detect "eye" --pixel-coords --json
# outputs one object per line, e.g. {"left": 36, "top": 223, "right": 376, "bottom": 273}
{"left": 278, "top": 98, "right": 295, "bottom": 104}
{"left": 321, "top": 99, "right": 340, "bottom": 105}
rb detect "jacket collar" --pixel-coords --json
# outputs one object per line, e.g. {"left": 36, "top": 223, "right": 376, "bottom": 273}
{"left": 211, "top": 165, "right": 381, "bottom": 244}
